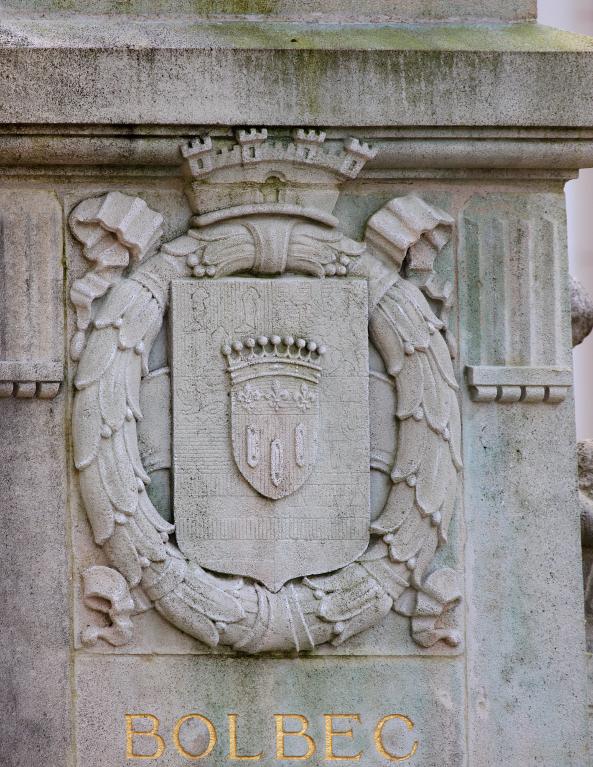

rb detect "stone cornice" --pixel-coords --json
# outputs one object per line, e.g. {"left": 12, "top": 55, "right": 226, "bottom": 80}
{"left": 0, "top": 24, "right": 591, "bottom": 128}
{"left": 0, "top": 2, "right": 536, "bottom": 22}
{"left": 0, "top": 127, "right": 590, "bottom": 176}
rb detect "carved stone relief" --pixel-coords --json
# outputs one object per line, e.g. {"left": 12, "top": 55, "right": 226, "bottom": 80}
{"left": 460, "top": 193, "right": 573, "bottom": 404}
{"left": 0, "top": 191, "right": 64, "bottom": 398}
{"left": 571, "top": 275, "right": 593, "bottom": 348}
{"left": 71, "top": 129, "right": 462, "bottom": 653}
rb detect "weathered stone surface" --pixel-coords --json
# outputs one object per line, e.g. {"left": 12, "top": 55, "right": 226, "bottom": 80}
{"left": 1, "top": 128, "right": 593, "bottom": 173}
{"left": 0, "top": 398, "right": 70, "bottom": 767}
{"left": 462, "top": 397, "right": 588, "bottom": 766}
{"left": 0, "top": 25, "right": 591, "bottom": 126}
{"left": 70, "top": 143, "right": 462, "bottom": 652}
{"left": 0, "top": 5, "right": 590, "bottom": 765}
{"left": 0, "top": 0, "right": 536, "bottom": 21}
{"left": 172, "top": 278, "right": 370, "bottom": 591}
{"left": 0, "top": 190, "right": 63, "bottom": 397}
{"left": 571, "top": 275, "right": 593, "bottom": 347}
{"left": 75, "top": 655, "right": 465, "bottom": 767}
{"left": 458, "top": 189, "right": 589, "bottom": 765}
{"left": 460, "top": 193, "right": 572, "bottom": 404}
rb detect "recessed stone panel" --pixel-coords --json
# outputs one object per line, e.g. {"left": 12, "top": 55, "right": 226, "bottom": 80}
{"left": 75, "top": 655, "right": 465, "bottom": 767}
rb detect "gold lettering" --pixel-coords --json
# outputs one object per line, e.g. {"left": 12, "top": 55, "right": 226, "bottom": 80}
{"left": 125, "top": 714, "right": 165, "bottom": 760}
{"left": 172, "top": 714, "right": 217, "bottom": 760}
{"left": 274, "top": 714, "right": 316, "bottom": 761}
{"left": 228, "top": 714, "right": 263, "bottom": 761}
{"left": 323, "top": 714, "right": 362, "bottom": 761}
{"left": 374, "top": 715, "right": 418, "bottom": 762}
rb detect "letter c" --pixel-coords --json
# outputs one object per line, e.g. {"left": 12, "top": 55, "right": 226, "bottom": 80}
{"left": 374, "top": 715, "right": 418, "bottom": 762}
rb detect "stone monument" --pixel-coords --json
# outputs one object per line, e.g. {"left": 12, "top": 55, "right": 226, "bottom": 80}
{"left": 1, "top": 2, "right": 592, "bottom": 766}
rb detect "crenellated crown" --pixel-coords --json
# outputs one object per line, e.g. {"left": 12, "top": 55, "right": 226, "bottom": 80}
{"left": 222, "top": 335, "right": 325, "bottom": 386}
{"left": 181, "top": 129, "right": 377, "bottom": 226}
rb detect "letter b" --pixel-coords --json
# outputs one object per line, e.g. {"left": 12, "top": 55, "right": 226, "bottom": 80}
{"left": 274, "top": 714, "right": 316, "bottom": 761}
{"left": 125, "top": 714, "right": 165, "bottom": 760}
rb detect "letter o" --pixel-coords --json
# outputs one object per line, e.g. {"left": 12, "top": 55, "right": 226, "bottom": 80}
{"left": 173, "top": 714, "right": 217, "bottom": 760}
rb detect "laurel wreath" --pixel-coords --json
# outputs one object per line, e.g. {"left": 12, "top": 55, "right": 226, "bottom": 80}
{"left": 72, "top": 206, "right": 462, "bottom": 653}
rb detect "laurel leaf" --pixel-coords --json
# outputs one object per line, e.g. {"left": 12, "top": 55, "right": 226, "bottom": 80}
{"left": 304, "top": 563, "right": 369, "bottom": 593}
{"left": 390, "top": 416, "right": 426, "bottom": 481}
{"left": 330, "top": 592, "right": 393, "bottom": 646}
{"left": 420, "top": 352, "right": 450, "bottom": 434}
{"left": 356, "top": 537, "right": 389, "bottom": 561}
{"left": 438, "top": 461, "right": 460, "bottom": 545}
{"left": 388, "top": 512, "right": 431, "bottom": 563}
{"left": 413, "top": 427, "right": 442, "bottom": 516}
{"left": 138, "top": 490, "right": 175, "bottom": 534}
{"left": 181, "top": 571, "right": 245, "bottom": 623}
{"left": 123, "top": 417, "right": 150, "bottom": 484}
{"left": 289, "top": 240, "right": 337, "bottom": 266}
{"left": 318, "top": 580, "right": 382, "bottom": 622}
{"left": 416, "top": 435, "right": 448, "bottom": 517}
{"left": 201, "top": 235, "right": 254, "bottom": 274}
{"left": 75, "top": 326, "right": 118, "bottom": 389}
{"left": 73, "top": 383, "right": 101, "bottom": 469}
{"left": 103, "top": 524, "right": 143, "bottom": 587}
{"left": 99, "top": 349, "right": 129, "bottom": 432}
{"left": 79, "top": 463, "right": 115, "bottom": 544}
{"left": 447, "top": 388, "right": 463, "bottom": 470}
{"left": 125, "top": 351, "right": 143, "bottom": 420}
{"left": 140, "top": 306, "right": 165, "bottom": 375}
{"left": 119, "top": 291, "right": 159, "bottom": 349}
{"left": 381, "top": 289, "right": 429, "bottom": 350}
{"left": 94, "top": 280, "right": 142, "bottom": 328}
{"left": 395, "top": 353, "right": 423, "bottom": 419}
{"left": 389, "top": 284, "right": 431, "bottom": 350}
{"left": 428, "top": 329, "right": 459, "bottom": 390}
{"left": 98, "top": 430, "right": 138, "bottom": 515}
{"left": 396, "top": 277, "right": 443, "bottom": 329}
{"left": 283, "top": 256, "right": 326, "bottom": 278}
{"left": 127, "top": 516, "right": 167, "bottom": 562}
{"left": 410, "top": 533, "right": 439, "bottom": 589}
{"left": 370, "top": 481, "right": 415, "bottom": 534}
{"left": 360, "top": 559, "right": 410, "bottom": 601}
{"left": 155, "top": 591, "right": 219, "bottom": 647}
{"left": 369, "top": 309, "right": 404, "bottom": 375}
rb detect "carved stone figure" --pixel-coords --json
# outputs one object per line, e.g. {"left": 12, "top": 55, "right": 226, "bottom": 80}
{"left": 71, "top": 129, "right": 462, "bottom": 653}
{"left": 571, "top": 275, "right": 593, "bottom": 347}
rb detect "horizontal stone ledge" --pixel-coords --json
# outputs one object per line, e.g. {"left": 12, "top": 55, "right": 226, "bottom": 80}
{"left": 0, "top": 26, "right": 592, "bottom": 126}
{"left": 0, "top": 358, "right": 63, "bottom": 399}
{"left": 0, "top": 1, "right": 536, "bottom": 22}
{"left": 466, "top": 365, "right": 573, "bottom": 387}
{"left": 0, "top": 381, "right": 61, "bottom": 398}
{"left": 0, "top": 132, "right": 592, "bottom": 173}
{"left": 465, "top": 365, "right": 572, "bottom": 404}
{"left": 0, "top": 360, "right": 63, "bottom": 381}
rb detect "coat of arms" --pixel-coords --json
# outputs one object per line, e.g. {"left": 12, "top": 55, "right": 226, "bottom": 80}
{"left": 170, "top": 277, "right": 370, "bottom": 592}
{"left": 224, "top": 334, "right": 323, "bottom": 500}
{"left": 71, "top": 129, "right": 462, "bottom": 652}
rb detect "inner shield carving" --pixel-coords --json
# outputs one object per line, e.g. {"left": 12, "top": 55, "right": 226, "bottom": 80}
{"left": 171, "top": 277, "right": 370, "bottom": 592}
{"left": 224, "top": 336, "right": 323, "bottom": 499}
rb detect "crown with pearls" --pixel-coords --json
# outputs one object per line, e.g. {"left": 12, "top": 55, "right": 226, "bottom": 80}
{"left": 222, "top": 335, "right": 325, "bottom": 386}
{"left": 181, "top": 129, "right": 377, "bottom": 228}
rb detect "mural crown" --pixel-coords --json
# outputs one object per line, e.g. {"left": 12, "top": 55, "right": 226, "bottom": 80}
{"left": 180, "top": 128, "right": 377, "bottom": 224}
